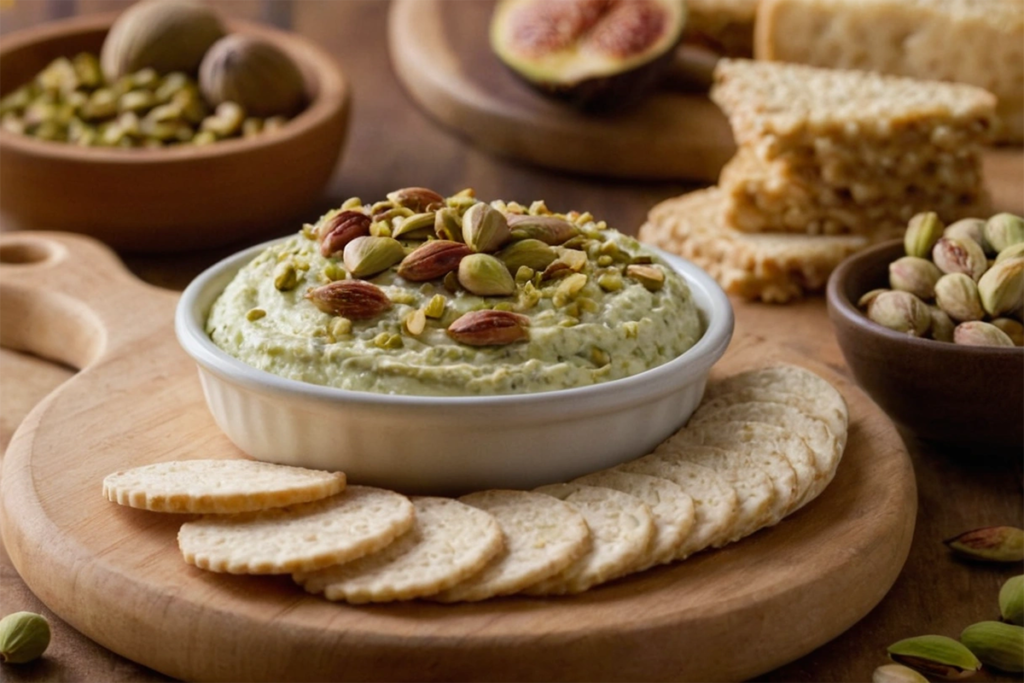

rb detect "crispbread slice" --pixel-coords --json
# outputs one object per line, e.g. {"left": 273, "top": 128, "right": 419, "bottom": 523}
{"left": 617, "top": 459, "right": 739, "bottom": 557}
{"left": 294, "top": 497, "right": 503, "bottom": 604}
{"left": 652, "top": 443, "right": 794, "bottom": 536}
{"left": 432, "top": 490, "right": 591, "bottom": 603}
{"left": 677, "top": 421, "right": 819, "bottom": 513}
{"left": 630, "top": 448, "right": 773, "bottom": 545}
{"left": 523, "top": 484, "right": 655, "bottom": 596}
{"left": 705, "top": 365, "right": 849, "bottom": 443}
{"left": 177, "top": 486, "right": 414, "bottom": 575}
{"left": 689, "top": 403, "right": 842, "bottom": 505}
{"left": 574, "top": 470, "right": 695, "bottom": 570}
{"left": 695, "top": 388, "right": 847, "bottom": 450}
{"left": 102, "top": 460, "right": 346, "bottom": 514}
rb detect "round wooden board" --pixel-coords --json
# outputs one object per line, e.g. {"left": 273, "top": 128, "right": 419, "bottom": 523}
{"left": 389, "top": 0, "right": 1024, "bottom": 190}
{"left": 387, "top": 0, "right": 736, "bottom": 182}
{"left": 0, "top": 232, "right": 915, "bottom": 682}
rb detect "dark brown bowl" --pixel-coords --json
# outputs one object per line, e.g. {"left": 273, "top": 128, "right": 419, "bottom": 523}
{"left": 827, "top": 239, "right": 1024, "bottom": 449}
{"left": 0, "top": 14, "right": 350, "bottom": 253}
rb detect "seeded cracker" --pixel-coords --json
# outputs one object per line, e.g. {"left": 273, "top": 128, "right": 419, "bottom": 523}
{"left": 574, "top": 470, "right": 695, "bottom": 570}
{"left": 177, "top": 486, "right": 414, "bottom": 574}
{"left": 523, "top": 484, "right": 655, "bottom": 596}
{"left": 294, "top": 497, "right": 503, "bottom": 603}
{"left": 617, "top": 459, "right": 739, "bottom": 557}
{"left": 102, "top": 459, "right": 346, "bottom": 514}
{"left": 433, "top": 490, "right": 591, "bottom": 603}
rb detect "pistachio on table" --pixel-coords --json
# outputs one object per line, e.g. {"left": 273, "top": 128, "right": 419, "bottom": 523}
{"left": 943, "top": 526, "right": 1024, "bottom": 562}
{"left": 999, "top": 575, "right": 1024, "bottom": 626}
{"left": 871, "top": 663, "right": 929, "bottom": 683}
{"left": 886, "top": 635, "right": 982, "bottom": 679}
{"left": 960, "top": 621, "right": 1024, "bottom": 673}
{"left": 0, "top": 611, "right": 50, "bottom": 664}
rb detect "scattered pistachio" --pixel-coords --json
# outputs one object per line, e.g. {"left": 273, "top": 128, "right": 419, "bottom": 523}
{"left": 423, "top": 294, "right": 446, "bottom": 319}
{"left": 944, "top": 526, "right": 1024, "bottom": 562}
{"left": 0, "top": 611, "right": 50, "bottom": 664}
{"left": 960, "top": 622, "right": 1024, "bottom": 673}
{"left": 871, "top": 664, "right": 929, "bottom": 683}
{"left": 496, "top": 238, "right": 558, "bottom": 273}
{"left": 886, "top": 635, "right": 981, "bottom": 679}
{"left": 342, "top": 236, "right": 405, "bottom": 279}
{"left": 458, "top": 253, "right": 516, "bottom": 296}
{"left": 999, "top": 576, "right": 1024, "bottom": 626}
{"left": 462, "top": 202, "right": 511, "bottom": 253}
{"left": 245, "top": 308, "right": 266, "bottom": 322}
{"left": 272, "top": 261, "right": 300, "bottom": 291}
{"left": 404, "top": 308, "right": 427, "bottom": 336}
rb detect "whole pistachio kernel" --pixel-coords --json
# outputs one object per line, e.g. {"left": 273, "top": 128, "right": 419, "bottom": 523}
{"left": 245, "top": 308, "right": 266, "bottom": 322}
{"left": 458, "top": 253, "right": 516, "bottom": 296}
{"left": 342, "top": 236, "right": 405, "bottom": 279}
{"left": 887, "top": 635, "right": 981, "bottom": 679}
{"left": 904, "top": 212, "right": 944, "bottom": 258}
{"left": 960, "top": 621, "right": 1024, "bottom": 673}
{"left": 462, "top": 202, "right": 511, "bottom": 253}
{"left": 272, "top": 261, "right": 300, "bottom": 291}
{"left": 0, "top": 611, "right": 50, "bottom": 664}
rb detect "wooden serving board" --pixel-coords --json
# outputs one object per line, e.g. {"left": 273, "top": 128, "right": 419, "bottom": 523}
{"left": 0, "top": 232, "right": 916, "bottom": 682}
{"left": 388, "top": 0, "right": 1024, "bottom": 188}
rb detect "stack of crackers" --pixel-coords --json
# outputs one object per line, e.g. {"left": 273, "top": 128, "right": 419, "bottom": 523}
{"left": 103, "top": 365, "right": 849, "bottom": 604}
{"left": 640, "top": 58, "right": 996, "bottom": 303}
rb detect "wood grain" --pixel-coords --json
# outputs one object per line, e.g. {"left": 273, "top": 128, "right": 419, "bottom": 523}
{"left": 0, "top": 231, "right": 914, "bottom": 682}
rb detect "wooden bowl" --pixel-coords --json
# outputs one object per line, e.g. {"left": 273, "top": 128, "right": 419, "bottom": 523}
{"left": 0, "top": 14, "right": 349, "bottom": 253}
{"left": 827, "top": 240, "right": 1024, "bottom": 449}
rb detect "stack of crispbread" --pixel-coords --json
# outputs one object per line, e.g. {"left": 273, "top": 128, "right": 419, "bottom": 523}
{"left": 684, "top": 0, "right": 760, "bottom": 57}
{"left": 639, "top": 58, "right": 997, "bottom": 302}
{"left": 754, "top": 0, "right": 1024, "bottom": 143}
{"left": 103, "top": 365, "right": 851, "bottom": 604}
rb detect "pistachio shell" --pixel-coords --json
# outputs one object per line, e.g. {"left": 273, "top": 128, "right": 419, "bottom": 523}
{"left": 905, "top": 212, "right": 945, "bottom": 258}
{"left": 867, "top": 291, "right": 931, "bottom": 336}
{"left": 887, "top": 635, "right": 981, "bottom": 679}
{"left": 960, "top": 621, "right": 1024, "bottom": 673}
{"left": 999, "top": 575, "right": 1024, "bottom": 626}
{"left": 100, "top": 0, "right": 225, "bottom": 81}
{"left": 0, "top": 611, "right": 50, "bottom": 664}
{"left": 458, "top": 253, "right": 516, "bottom": 296}
{"left": 342, "top": 236, "right": 405, "bottom": 279}
{"left": 977, "top": 257, "right": 1023, "bottom": 318}
{"left": 984, "top": 214, "right": 1024, "bottom": 254}
{"left": 199, "top": 35, "right": 305, "bottom": 117}
{"left": 462, "top": 202, "right": 511, "bottom": 252}
{"left": 934, "top": 273, "right": 985, "bottom": 322}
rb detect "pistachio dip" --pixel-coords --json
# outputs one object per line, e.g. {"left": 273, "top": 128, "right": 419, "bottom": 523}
{"left": 206, "top": 188, "right": 704, "bottom": 396}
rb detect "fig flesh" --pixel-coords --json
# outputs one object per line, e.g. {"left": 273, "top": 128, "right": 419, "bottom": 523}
{"left": 490, "top": 0, "right": 686, "bottom": 111}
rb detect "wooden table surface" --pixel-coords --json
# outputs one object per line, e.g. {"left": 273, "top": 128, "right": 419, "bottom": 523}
{"left": 1, "top": 2, "right": 1022, "bottom": 681}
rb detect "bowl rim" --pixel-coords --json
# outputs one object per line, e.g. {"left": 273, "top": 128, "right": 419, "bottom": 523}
{"left": 0, "top": 12, "right": 348, "bottom": 164}
{"left": 827, "top": 238, "right": 1023, "bottom": 356}
{"left": 175, "top": 235, "right": 735, "bottom": 409}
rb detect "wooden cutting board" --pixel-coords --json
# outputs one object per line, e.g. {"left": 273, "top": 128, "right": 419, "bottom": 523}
{"left": 0, "top": 232, "right": 916, "bottom": 682}
{"left": 388, "top": 0, "right": 1024, "bottom": 188}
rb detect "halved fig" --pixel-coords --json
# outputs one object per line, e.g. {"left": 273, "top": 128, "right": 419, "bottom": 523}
{"left": 490, "top": 0, "right": 686, "bottom": 111}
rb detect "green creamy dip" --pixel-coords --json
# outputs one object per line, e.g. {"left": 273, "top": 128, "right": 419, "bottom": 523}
{"left": 206, "top": 198, "right": 703, "bottom": 396}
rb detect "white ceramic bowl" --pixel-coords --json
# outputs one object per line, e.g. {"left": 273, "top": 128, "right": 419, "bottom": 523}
{"left": 175, "top": 238, "right": 733, "bottom": 495}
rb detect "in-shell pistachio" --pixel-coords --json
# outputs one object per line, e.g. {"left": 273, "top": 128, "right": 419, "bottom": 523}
{"left": 447, "top": 309, "right": 530, "bottom": 346}
{"left": 397, "top": 240, "right": 473, "bottom": 281}
{"left": 100, "top": 0, "right": 225, "bottom": 81}
{"left": 999, "top": 575, "right": 1024, "bottom": 626}
{"left": 934, "top": 273, "right": 985, "bottom": 322}
{"left": 858, "top": 288, "right": 889, "bottom": 310}
{"left": 905, "top": 212, "right": 944, "bottom": 259}
{"left": 507, "top": 215, "right": 579, "bottom": 245}
{"left": 305, "top": 280, "right": 392, "bottom": 319}
{"left": 318, "top": 211, "right": 371, "bottom": 258}
{"left": 0, "top": 611, "right": 50, "bottom": 664}
{"left": 889, "top": 256, "right": 942, "bottom": 300}
{"left": 867, "top": 291, "right": 930, "bottom": 336}
{"left": 462, "top": 202, "right": 511, "bottom": 252}
{"left": 933, "top": 237, "right": 988, "bottom": 281}
{"left": 960, "top": 621, "right": 1024, "bottom": 673}
{"left": 944, "top": 218, "right": 988, "bottom": 250}
{"left": 954, "top": 321, "right": 1015, "bottom": 347}
{"left": 997, "top": 243, "right": 1024, "bottom": 264}
{"left": 992, "top": 318, "right": 1024, "bottom": 346}
{"left": 342, "top": 236, "right": 405, "bottom": 279}
{"left": 985, "top": 213, "right": 1024, "bottom": 254}
{"left": 458, "top": 253, "right": 516, "bottom": 296}
{"left": 977, "top": 257, "right": 1023, "bottom": 318}
{"left": 887, "top": 635, "right": 982, "bottom": 679}
{"left": 929, "top": 306, "right": 956, "bottom": 343}
{"left": 944, "top": 526, "right": 1024, "bottom": 562}
{"left": 199, "top": 35, "right": 305, "bottom": 117}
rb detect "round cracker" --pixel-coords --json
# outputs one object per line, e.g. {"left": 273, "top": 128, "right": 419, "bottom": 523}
{"left": 706, "top": 365, "right": 849, "bottom": 446}
{"left": 523, "top": 484, "right": 655, "bottom": 596}
{"left": 650, "top": 443, "right": 792, "bottom": 539}
{"left": 432, "top": 490, "right": 591, "bottom": 603}
{"left": 294, "top": 497, "right": 503, "bottom": 603}
{"left": 574, "top": 470, "right": 695, "bottom": 570}
{"left": 178, "top": 486, "right": 414, "bottom": 575}
{"left": 103, "top": 460, "right": 346, "bottom": 514}
{"left": 688, "top": 401, "right": 842, "bottom": 505}
{"left": 617, "top": 459, "right": 739, "bottom": 557}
